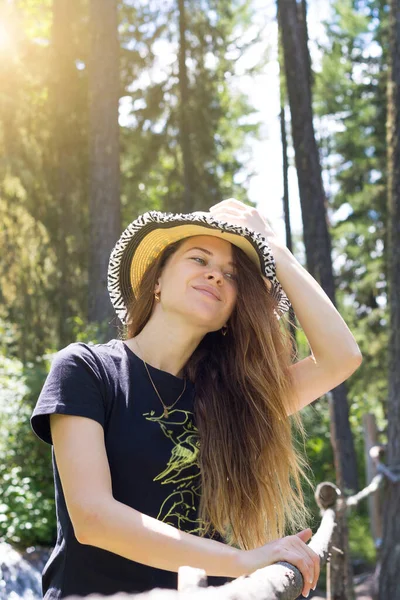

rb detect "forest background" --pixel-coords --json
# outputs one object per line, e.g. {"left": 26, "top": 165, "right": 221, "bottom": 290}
{"left": 0, "top": 0, "right": 393, "bottom": 596}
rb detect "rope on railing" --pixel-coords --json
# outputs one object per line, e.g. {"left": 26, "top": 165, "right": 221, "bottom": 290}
{"left": 376, "top": 462, "right": 400, "bottom": 483}
{"left": 345, "top": 445, "right": 400, "bottom": 509}
{"left": 346, "top": 474, "right": 384, "bottom": 508}
{"left": 370, "top": 444, "right": 400, "bottom": 483}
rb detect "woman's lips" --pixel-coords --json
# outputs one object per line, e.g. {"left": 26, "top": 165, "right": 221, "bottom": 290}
{"left": 194, "top": 288, "right": 220, "bottom": 301}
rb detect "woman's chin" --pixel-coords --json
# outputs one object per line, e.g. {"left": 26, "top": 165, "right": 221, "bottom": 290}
{"left": 184, "top": 309, "right": 224, "bottom": 332}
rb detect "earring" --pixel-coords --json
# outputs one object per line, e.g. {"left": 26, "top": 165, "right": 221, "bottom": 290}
{"left": 154, "top": 291, "right": 161, "bottom": 302}
{"left": 221, "top": 324, "right": 228, "bottom": 336}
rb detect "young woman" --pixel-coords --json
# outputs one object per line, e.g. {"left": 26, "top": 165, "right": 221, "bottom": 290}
{"left": 31, "top": 198, "right": 362, "bottom": 599}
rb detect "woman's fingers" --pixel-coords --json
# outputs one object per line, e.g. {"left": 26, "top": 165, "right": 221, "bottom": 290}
{"left": 210, "top": 207, "right": 243, "bottom": 217}
{"left": 209, "top": 198, "right": 247, "bottom": 211}
{"left": 308, "top": 547, "right": 320, "bottom": 591}
{"left": 295, "top": 528, "right": 313, "bottom": 543}
{"left": 298, "top": 538, "right": 320, "bottom": 590}
{"left": 289, "top": 535, "right": 320, "bottom": 596}
{"left": 280, "top": 549, "right": 313, "bottom": 598}
{"left": 242, "top": 529, "right": 320, "bottom": 597}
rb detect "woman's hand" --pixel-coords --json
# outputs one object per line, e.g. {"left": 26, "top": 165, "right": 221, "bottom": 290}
{"left": 208, "top": 198, "right": 285, "bottom": 256}
{"left": 237, "top": 528, "right": 320, "bottom": 598}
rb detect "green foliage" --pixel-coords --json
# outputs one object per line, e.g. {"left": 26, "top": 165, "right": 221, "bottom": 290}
{"left": 314, "top": 0, "right": 389, "bottom": 429}
{"left": 67, "top": 315, "right": 118, "bottom": 346}
{"left": 348, "top": 512, "right": 377, "bottom": 565}
{"left": 118, "top": 0, "right": 264, "bottom": 219}
{"left": 0, "top": 318, "right": 109, "bottom": 549}
{"left": 0, "top": 348, "right": 55, "bottom": 549}
{"left": 1, "top": 0, "right": 265, "bottom": 360}
{"left": 0, "top": 0, "right": 90, "bottom": 357}
{"left": 315, "top": 0, "right": 388, "bottom": 264}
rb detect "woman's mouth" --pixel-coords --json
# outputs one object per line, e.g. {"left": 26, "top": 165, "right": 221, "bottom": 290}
{"left": 194, "top": 288, "right": 220, "bottom": 301}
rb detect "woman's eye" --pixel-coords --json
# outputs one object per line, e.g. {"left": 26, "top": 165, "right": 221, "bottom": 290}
{"left": 191, "top": 257, "right": 236, "bottom": 281}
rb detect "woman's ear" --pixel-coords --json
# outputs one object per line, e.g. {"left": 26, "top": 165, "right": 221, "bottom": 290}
{"left": 154, "top": 279, "right": 161, "bottom": 296}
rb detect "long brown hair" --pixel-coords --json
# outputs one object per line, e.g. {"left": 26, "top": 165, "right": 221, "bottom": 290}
{"left": 122, "top": 238, "right": 312, "bottom": 550}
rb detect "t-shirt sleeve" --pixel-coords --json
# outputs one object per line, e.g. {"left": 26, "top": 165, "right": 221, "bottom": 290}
{"left": 30, "top": 343, "right": 108, "bottom": 446}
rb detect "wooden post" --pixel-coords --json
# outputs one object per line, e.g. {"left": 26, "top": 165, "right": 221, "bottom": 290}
{"left": 362, "top": 413, "right": 383, "bottom": 546}
{"left": 327, "top": 493, "right": 354, "bottom": 600}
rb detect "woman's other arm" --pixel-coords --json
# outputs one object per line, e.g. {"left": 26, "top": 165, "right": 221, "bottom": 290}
{"left": 50, "top": 414, "right": 241, "bottom": 578}
{"left": 50, "top": 413, "right": 320, "bottom": 595}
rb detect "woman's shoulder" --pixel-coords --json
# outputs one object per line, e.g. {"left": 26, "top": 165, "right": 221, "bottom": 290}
{"left": 53, "top": 338, "right": 125, "bottom": 371}
{"left": 30, "top": 340, "right": 121, "bottom": 445}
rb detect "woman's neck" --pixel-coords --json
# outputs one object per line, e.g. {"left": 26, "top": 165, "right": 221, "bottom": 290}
{"left": 127, "top": 316, "right": 204, "bottom": 378}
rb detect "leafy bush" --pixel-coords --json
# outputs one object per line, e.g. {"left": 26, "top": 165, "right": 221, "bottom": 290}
{"left": 0, "top": 352, "right": 56, "bottom": 549}
{"left": 0, "top": 318, "right": 110, "bottom": 550}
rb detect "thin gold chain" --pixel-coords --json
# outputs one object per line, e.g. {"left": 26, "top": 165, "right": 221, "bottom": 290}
{"left": 134, "top": 338, "right": 187, "bottom": 418}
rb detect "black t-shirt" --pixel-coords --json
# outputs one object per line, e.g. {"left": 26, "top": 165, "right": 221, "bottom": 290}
{"left": 30, "top": 338, "right": 233, "bottom": 599}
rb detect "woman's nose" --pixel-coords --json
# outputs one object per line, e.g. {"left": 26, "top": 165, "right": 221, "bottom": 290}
{"left": 206, "top": 269, "right": 223, "bottom": 282}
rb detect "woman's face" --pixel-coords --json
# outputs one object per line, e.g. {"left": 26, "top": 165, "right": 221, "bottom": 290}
{"left": 155, "top": 235, "right": 238, "bottom": 332}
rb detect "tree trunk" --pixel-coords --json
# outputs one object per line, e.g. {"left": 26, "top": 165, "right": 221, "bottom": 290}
{"left": 379, "top": 0, "right": 400, "bottom": 597}
{"left": 277, "top": 0, "right": 358, "bottom": 494}
{"left": 88, "top": 0, "right": 121, "bottom": 338}
{"left": 49, "top": 0, "right": 77, "bottom": 347}
{"left": 277, "top": 1, "right": 357, "bottom": 598}
{"left": 277, "top": 29, "right": 297, "bottom": 351}
{"left": 178, "top": 0, "right": 195, "bottom": 213}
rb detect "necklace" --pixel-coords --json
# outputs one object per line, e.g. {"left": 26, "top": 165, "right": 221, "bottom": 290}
{"left": 133, "top": 338, "right": 187, "bottom": 418}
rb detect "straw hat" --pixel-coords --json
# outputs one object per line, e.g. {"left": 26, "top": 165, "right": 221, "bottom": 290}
{"left": 107, "top": 209, "right": 291, "bottom": 325}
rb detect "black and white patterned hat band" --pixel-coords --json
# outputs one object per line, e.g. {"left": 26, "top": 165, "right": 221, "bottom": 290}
{"left": 107, "top": 209, "right": 291, "bottom": 325}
